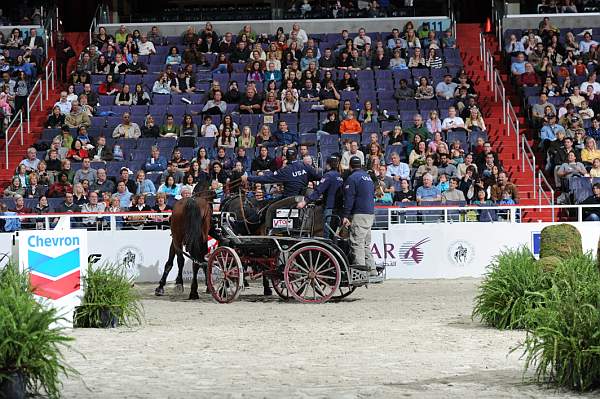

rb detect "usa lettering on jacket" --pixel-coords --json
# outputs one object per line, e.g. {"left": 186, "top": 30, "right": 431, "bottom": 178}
{"left": 292, "top": 170, "right": 307, "bottom": 177}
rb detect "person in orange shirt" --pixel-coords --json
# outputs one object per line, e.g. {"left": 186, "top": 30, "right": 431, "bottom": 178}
{"left": 339, "top": 110, "right": 362, "bottom": 134}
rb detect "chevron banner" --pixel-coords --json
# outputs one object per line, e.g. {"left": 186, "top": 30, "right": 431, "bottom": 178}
{"left": 17, "top": 230, "right": 88, "bottom": 327}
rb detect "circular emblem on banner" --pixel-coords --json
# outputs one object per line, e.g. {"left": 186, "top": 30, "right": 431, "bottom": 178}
{"left": 117, "top": 246, "right": 144, "bottom": 279}
{"left": 447, "top": 240, "right": 475, "bottom": 267}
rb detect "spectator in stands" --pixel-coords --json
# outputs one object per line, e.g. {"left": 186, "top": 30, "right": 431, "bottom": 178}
{"left": 134, "top": 170, "right": 156, "bottom": 196}
{"left": 587, "top": 117, "right": 600, "bottom": 140}
{"left": 64, "top": 101, "right": 91, "bottom": 129}
{"left": 217, "top": 127, "right": 236, "bottom": 149}
{"left": 146, "top": 26, "right": 164, "bottom": 45}
{"left": 47, "top": 172, "right": 72, "bottom": 197}
{"left": 160, "top": 161, "right": 184, "bottom": 185}
{"left": 72, "top": 182, "right": 88, "bottom": 205}
{"left": 24, "top": 173, "right": 46, "bottom": 199}
{"left": 170, "top": 68, "right": 196, "bottom": 94}
{"left": 90, "top": 169, "right": 114, "bottom": 194}
{"left": 408, "top": 48, "right": 425, "bottom": 68}
{"left": 80, "top": 191, "right": 106, "bottom": 228}
{"left": 112, "top": 181, "right": 132, "bottom": 208}
{"left": 414, "top": 77, "right": 434, "bottom": 100}
{"left": 338, "top": 110, "right": 361, "bottom": 135}
{"left": 409, "top": 140, "right": 428, "bottom": 168}
{"left": 73, "top": 157, "right": 97, "bottom": 185}
{"left": 580, "top": 72, "right": 600, "bottom": 94}
{"left": 579, "top": 32, "right": 598, "bottom": 55}
{"left": 112, "top": 112, "right": 141, "bottom": 139}
{"left": 490, "top": 172, "right": 519, "bottom": 203}
{"left": 144, "top": 146, "right": 167, "bottom": 174}
{"left": 230, "top": 41, "right": 250, "bottom": 63}
{"left": 132, "top": 84, "right": 150, "bottom": 106}
{"left": 157, "top": 175, "right": 181, "bottom": 198}
{"left": 425, "top": 110, "right": 442, "bottom": 135}
{"left": 141, "top": 115, "right": 159, "bottom": 138}
{"left": 465, "top": 107, "right": 487, "bottom": 133}
{"left": 238, "top": 86, "right": 262, "bottom": 114}
{"left": 505, "top": 34, "right": 525, "bottom": 54}
{"left": 416, "top": 173, "right": 441, "bottom": 203}
{"left": 152, "top": 73, "right": 171, "bottom": 95}
{"left": 580, "top": 182, "right": 600, "bottom": 221}
{"left": 4, "top": 176, "right": 25, "bottom": 198}
{"left": 425, "top": 48, "right": 443, "bottom": 69}
{"left": 415, "top": 155, "right": 438, "bottom": 182}
{"left": 137, "top": 35, "right": 156, "bottom": 56}
{"left": 60, "top": 159, "right": 75, "bottom": 183}
{"left": 557, "top": 151, "right": 588, "bottom": 182}
{"left": 277, "top": 89, "right": 297, "bottom": 114}
{"left": 519, "top": 63, "right": 541, "bottom": 88}
{"left": 404, "top": 113, "right": 430, "bottom": 142}
{"left": 582, "top": 137, "right": 600, "bottom": 166}
{"left": 394, "top": 79, "right": 414, "bottom": 100}
{"left": 19, "top": 147, "right": 40, "bottom": 172}
{"left": 393, "top": 178, "right": 415, "bottom": 203}
{"left": 80, "top": 84, "right": 99, "bottom": 107}
{"left": 15, "top": 164, "right": 29, "bottom": 187}
{"left": 178, "top": 114, "right": 198, "bottom": 138}
{"left": 340, "top": 140, "right": 364, "bottom": 170}
{"left": 66, "top": 139, "right": 88, "bottom": 162}
{"left": 386, "top": 152, "right": 410, "bottom": 181}
{"left": 531, "top": 93, "right": 555, "bottom": 128}
{"left": 589, "top": 158, "right": 600, "bottom": 178}
{"left": 437, "top": 153, "right": 457, "bottom": 178}
{"left": 165, "top": 46, "right": 181, "bottom": 65}
{"left": 441, "top": 106, "right": 465, "bottom": 133}
{"left": 54, "top": 91, "right": 72, "bottom": 115}
{"left": 98, "top": 74, "right": 120, "bottom": 96}
{"left": 337, "top": 71, "right": 359, "bottom": 92}
{"left": 442, "top": 177, "right": 465, "bottom": 203}
{"left": 114, "top": 84, "right": 133, "bottom": 107}
{"left": 510, "top": 52, "right": 526, "bottom": 77}
{"left": 358, "top": 100, "right": 378, "bottom": 123}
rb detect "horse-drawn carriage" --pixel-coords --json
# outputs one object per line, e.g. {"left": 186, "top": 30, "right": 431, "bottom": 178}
{"left": 205, "top": 197, "right": 382, "bottom": 304}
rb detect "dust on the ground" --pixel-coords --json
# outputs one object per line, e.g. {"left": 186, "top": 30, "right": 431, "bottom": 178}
{"left": 60, "top": 279, "right": 595, "bottom": 398}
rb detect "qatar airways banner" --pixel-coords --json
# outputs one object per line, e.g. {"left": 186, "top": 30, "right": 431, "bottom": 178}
{"left": 371, "top": 222, "right": 600, "bottom": 279}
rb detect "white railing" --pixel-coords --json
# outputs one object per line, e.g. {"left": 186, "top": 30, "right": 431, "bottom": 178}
{"left": 26, "top": 78, "right": 43, "bottom": 135}
{"left": 45, "top": 58, "right": 55, "bottom": 100}
{"left": 521, "top": 134, "right": 537, "bottom": 199}
{"left": 493, "top": 69, "right": 506, "bottom": 124}
{"left": 4, "top": 110, "right": 24, "bottom": 169}
{"left": 537, "top": 170, "right": 555, "bottom": 209}
{"left": 506, "top": 99, "right": 520, "bottom": 159}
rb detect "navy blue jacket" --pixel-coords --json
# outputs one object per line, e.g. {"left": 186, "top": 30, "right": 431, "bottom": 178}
{"left": 307, "top": 170, "right": 343, "bottom": 209}
{"left": 343, "top": 169, "right": 375, "bottom": 217}
{"left": 248, "top": 161, "right": 321, "bottom": 197}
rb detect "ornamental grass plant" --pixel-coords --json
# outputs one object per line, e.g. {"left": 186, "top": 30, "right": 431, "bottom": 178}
{"left": 0, "top": 264, "right": 76, "bottom": 398}
{"left": 519, "top": 253, "right": 600, "bottom": 391}
{"left": 74, "top": 263, "right": 144, "bottom": 328}
{"left": 472, "top": 246, "right": 551, "bottom": 330}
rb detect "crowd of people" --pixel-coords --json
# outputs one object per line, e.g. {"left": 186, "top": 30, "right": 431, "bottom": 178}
{"left": 508, "top": 16, "right": 600, "bottom": 220}
{"left": 0, "top": 19, "right": 527, "bottom": 231}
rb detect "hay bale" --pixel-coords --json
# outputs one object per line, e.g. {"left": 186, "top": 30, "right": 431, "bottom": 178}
{"left": 539, "top": 224, "right": 582, "bottom": 260}
{"left": 537, "top": 256, "right": 563, "bottom": 273}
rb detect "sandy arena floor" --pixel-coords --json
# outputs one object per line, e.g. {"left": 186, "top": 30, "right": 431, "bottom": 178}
{"left": 60, "top": 279, "right": 596, "bottom": 398}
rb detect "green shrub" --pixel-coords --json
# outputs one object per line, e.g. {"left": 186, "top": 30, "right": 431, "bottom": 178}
{"left": 520, "top": 253, "right": 600, "bottom": 391}
{"left": 74, "top": 263, "right": 144, "bottom": 328}
{"left": 539, "top": 224, "right": 582, "bottom": 260}
{"left": 473, "top": 247, "right": 551, "bottom": 330}
{"left": 536, "top": 256, "right": 562, "bottom": 273}
{"left": 0, "top": 264, "right": 77, "bottom": 398}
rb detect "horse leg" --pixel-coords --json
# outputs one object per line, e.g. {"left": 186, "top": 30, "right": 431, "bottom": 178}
{"left": 263, "top": 275, "right": 272, "bottom": 296}
{"left": 202, "top": 263, "right": 210, "bottom": 294}
{"left": 174, "top": 250, "right": 185, "bottom": 293}
{"left": 155, "top": 243, "right": 177, "bottom": 296}
{"left": 189, "top": 262, "right": 200, "bottom": 300}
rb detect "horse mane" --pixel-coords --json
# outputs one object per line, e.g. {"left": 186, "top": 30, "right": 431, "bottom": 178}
{"left": 182, "top": 197, "right": 212, "bottom": 258}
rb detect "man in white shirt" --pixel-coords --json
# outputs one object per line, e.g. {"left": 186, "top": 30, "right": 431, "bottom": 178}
{"left": 353, "top": 27, "right": 372, "bottom": 49}
{"left": 137, "top": 35, "right": 156, "bottom": 56}
{"left": 579, "top": 32, "right": 598, "bottom": 54}
{"left": 441, "top": 106, "right": 465, "bottom": 132}
{"left": 580, "top": 72, "right": 600, "bottom": 94}
{"left": 112, "top": 112, "right": 141, "bottom": 139}
{"left": 290, "top": 23, "right": 308, "bottom": 45}
{"left": 54, "top": 91, "right": 72, "bottom": 114}
{"left": 435, "top": 74, "right": 458, "bottom": 100}
{"left": 386, "top": 152, "right": 410, "bottom": 181}
{"left": 340, "top": 140, "right": 365, "bottom": 170}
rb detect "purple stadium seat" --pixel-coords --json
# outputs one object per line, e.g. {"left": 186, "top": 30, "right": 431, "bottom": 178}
{"left": 152, "top": 94, "right": 171, "bottom": 105}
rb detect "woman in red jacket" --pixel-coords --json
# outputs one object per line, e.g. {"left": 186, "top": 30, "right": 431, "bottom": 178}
{"left": 66, "top": 139, "right": 89, "bottom": 162}
{"left": 98, "top": 74, "right": 120, "bottom": 95}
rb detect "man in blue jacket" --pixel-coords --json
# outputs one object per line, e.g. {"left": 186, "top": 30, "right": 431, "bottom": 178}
{"left": 343, "top": 156, "right": 375, "bottom": 271}
{"left": 243, "top": 148, "right": 320, "bottom": 197}
{"left": 298, "top": 155, "right": 343, "bottom": 238}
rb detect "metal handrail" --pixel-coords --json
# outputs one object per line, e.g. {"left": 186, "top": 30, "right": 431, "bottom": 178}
{"left": 537, "top": 170, "right": 555, "bottom": 209}
{"left": 26, "top": 78, "right": 43, "bottom": 135}
{"left": 45, "top": 58, "right": 55, "bottom": 100}
{"left": 88, "top": 4, "right": 102, "bottom": 46}
{"left": 506, "top": 99, "right": 520, "bottom": 159}
{"left": 4, "top": 110, "right": 24, "bottom": 169}
{"left": 521, "top": 134, "right": 536, "bottom": 199}
{"left": 493, "top": 69, "right": 505, "bottom": 124}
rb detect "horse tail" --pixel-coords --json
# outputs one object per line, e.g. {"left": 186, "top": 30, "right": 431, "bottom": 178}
{"left": 183, "top": 198, "right": 211, "bottom": 259}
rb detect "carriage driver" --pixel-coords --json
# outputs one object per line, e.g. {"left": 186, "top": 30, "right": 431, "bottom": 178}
{"left": 242, "top": 148, "right": 320, "bottom": 197}
{"left": 297, "top": 155, "right": 343, "bottom": 239}
{"left": 343, "top": 156, "right": 375, "bottom": 273}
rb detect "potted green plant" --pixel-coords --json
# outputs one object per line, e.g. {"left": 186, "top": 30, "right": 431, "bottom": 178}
{"left": 0, "top": 264, "right": 76, "bottom": 399}
{"left": 74, "top": 263, "right": 144, "bottom": 328}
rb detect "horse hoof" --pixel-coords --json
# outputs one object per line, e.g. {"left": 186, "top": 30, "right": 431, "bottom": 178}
{"left": 188, "top": 291, "right": 200, "bottom": 300}
{"left": 175, "top": 284, "right": 184, "bottom": 293}
{"left": 154, "top": 287, "right": 164, "bottom": 296}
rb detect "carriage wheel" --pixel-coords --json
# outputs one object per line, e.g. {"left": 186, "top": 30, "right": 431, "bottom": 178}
{"left": 332, "top": 285, "right": 357, "bottom": 300}
{"left": 284, "top": 246, "right": 341, "bottom": 304}
{"left": 271, "top": 276, "right": 291, "bottom": 301}
{"left": 207, "top": 247, "right": 244, "bottom": 304}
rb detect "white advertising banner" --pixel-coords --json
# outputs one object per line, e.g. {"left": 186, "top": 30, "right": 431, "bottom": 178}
{"left": 16, "top": 230, "right": 88, "bottom": 327}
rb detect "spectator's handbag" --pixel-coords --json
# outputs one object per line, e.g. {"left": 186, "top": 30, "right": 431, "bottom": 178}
{"left": 322, "top": 99, "right": 339, "bottom": 110}
{"left": 263, "top": 115, "right": 274, "bottom": 124}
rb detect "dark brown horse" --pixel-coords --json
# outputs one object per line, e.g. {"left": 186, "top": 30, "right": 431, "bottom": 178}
{"left": 154, "top": 196, "right": 213, "bottom": 300}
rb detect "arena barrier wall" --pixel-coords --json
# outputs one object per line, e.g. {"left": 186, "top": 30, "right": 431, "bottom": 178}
{"left": 1, "top": 222, "right": 598, "bottom": 282}
{"left": 98, "top": 17, "right": 451, "bottom": 37}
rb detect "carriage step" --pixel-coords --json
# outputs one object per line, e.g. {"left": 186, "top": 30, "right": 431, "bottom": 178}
{"left": 349, "top": 267, "right": 370, "bottom": 286}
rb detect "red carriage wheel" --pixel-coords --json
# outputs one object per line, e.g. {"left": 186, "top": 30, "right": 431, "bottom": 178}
{"left": 207, "top": 247, "right": 244, "bottom": 303}
{"left": 271, "top": 276, "right": 291, "bottom": 301}
{"left": 284, "top": 245, "right": 341, "bottom": 304}
{"left": 332, "top": 285, "right": 357, "bottom": 300}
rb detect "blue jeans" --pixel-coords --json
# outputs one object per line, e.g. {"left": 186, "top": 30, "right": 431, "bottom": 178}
{"left": 323, "top": 208, "right": 333, "bottom": 239}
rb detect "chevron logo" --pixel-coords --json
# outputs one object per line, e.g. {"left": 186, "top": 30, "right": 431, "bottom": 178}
{"left": 28, "top": 248, "right": 82, "bottom": 300}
